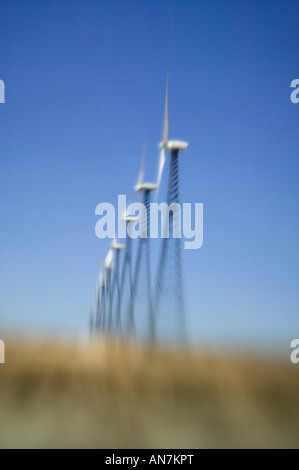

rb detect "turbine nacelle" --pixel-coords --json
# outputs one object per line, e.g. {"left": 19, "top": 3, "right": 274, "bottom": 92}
{"left": 122, "top": 214, "right": 139, "bottom": 223}
{"left": 134, "top": 182, "right": 158, "bottom": 192}
{"left": 111, "top": 238, "right": 125, "bottom": 251}
{"left": 159, "top": 140, "right": 189, "bottom": 152}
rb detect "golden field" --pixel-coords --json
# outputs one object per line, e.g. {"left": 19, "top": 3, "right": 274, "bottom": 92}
{"left": 0, "top": 340, "right": 298, "bottom": 448}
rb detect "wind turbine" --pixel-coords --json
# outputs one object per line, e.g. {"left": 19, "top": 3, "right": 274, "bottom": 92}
{"left": 110, "top": 238, "right": 125, "bottom": 334}
{"left": 104, "top": 246, "right": 114, "bottom": 333}
{"left": 120, "top": 211, "right": 138, "bottom": 337}
{"left": 132, "top": 149, "right": 159, "bottom": 343}
{"left": 95, "top": 270, "right": 105, "bottom": 332}
{"left": 156, "top": 75, "right": 188, "bottom": 197}
{"left": 155, "top": 76, "right": 189, "bottom": 344}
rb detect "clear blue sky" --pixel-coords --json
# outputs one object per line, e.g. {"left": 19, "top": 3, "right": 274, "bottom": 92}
{"left": 0, "top": 0, "right": 298, "bottom": 350}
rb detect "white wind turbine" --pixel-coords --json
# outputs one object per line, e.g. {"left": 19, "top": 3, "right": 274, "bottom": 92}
{"left": 119, "top": 210, "right": 138, "bottom": 336}
{"left": 104, "top": 246, "right": 114, "bottom": 332}
{"left": 95, "top": 269, "right": 105, "bottom": 332}
{"left": 155, "top": 76, "right": 189, "bottom": 344}
{"left": 110, "top": 238, "right": 125, "bottom": 333}
{"left": 132, "top": 145, "right": 160, "bottom": 342}
{"left": 156, "top": 75, "right": 189, "bottom": 200}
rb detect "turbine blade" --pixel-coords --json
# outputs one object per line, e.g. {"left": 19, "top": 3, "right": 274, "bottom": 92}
{"left": 105, "top": 248, "right": 113, "bottom": 269}
{"left": 99, "top": 270, "right": 103, "bottom": 287}
{"left": 94, "top": 282, "right": 98, "bottom": 303}
{"left": 155, "top": 147, "right": 166, "bottom": 201}
{"left": 163, "top": 75, "right": 168, "bottom": 145}
{"left": 136, "top": 144, "right": 146, "bottom": 187}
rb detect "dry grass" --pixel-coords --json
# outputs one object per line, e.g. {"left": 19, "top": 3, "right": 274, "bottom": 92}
{"left": 0, "top": 339, "right": 298, "bottom": 448}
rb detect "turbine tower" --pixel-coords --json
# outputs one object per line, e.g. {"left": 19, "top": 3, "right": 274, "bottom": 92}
{"left": 89, "top": 305, "right": 95, "bottom": 337}
{"left": 132, "top": 150, "right": 159, "bottom": 343}
{"left": 104, "top": 246, "right": 114, "bottom": 333}
{"left": 95, "top": 269, "right": 105, "bottom": 333}
{"left": 120, "top": 212, "right": 138, "bottom": 336}
{"left": 110, "top": 238, "right": 125, "bottom": 334}
{"left": 155, "top": 77, "right": 189, "bottom": 343}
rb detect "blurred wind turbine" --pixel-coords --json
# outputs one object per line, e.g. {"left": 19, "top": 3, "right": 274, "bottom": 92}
{"left": 120, "top": 211, "right": 138, "bottom": 336}
{"left": 155, "top": 76, "right": 189, "bottom": 344}
{"left": 95, "top": 270, "right": 105, "bottom": 332}
{"left": 156, "top": 75, "right": 188, "bottom": 200}
{"left": 104, "top": 247, "right": 114, "bottom": 332}
{"left": 132, "top": 147, "right": 158, "bottom": 343}
{"left": 110, "top": 238, "right": 125, "bottom": 333}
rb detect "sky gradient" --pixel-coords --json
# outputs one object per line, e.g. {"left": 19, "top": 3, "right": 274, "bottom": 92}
{"left": 0, "top": 0, "right": 298, "bottom": 351}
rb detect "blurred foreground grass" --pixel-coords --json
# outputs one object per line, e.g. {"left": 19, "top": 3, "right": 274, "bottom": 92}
{"left": 0, "top": 340, "right": 298, "bottom": 448}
